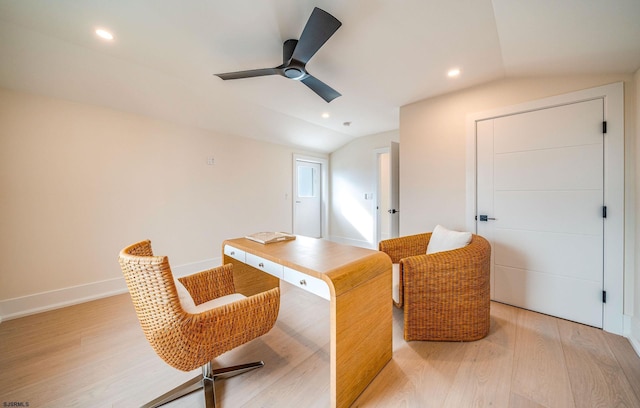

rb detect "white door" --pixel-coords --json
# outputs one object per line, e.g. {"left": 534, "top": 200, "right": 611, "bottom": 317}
{"left": 476, "top": 99, "right": 604, "bottom": 328}
{"left": 389, "top": 141, "right": 400, "bottom": 238}
{"left": 294, "top": 160, "right": 322, "bottom": 238}
{"left": 378, "top": 151, "right": 392, "bottom": 241}
{"left": 376, "top": 142, "right": 400, "bottom": 244}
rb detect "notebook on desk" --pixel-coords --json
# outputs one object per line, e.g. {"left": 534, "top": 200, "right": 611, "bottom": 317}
{"left": 244, "top": 232, "right": 296, "bottom": 244}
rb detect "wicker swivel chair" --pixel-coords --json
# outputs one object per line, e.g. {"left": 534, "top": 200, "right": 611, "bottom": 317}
{"left": 118, "top": 240, "right": 280, "bottom": 408}
{"left": 379, "top": 233, "right": 490, "bottom": 341}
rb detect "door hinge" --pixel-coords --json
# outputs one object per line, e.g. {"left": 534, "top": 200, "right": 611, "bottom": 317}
{"left": 603, "top": 121, "right": 607, "bottom": 134}
{"left": 602, "top": 290, "right": 607, "bottom": 303}
{"left": 603, "top": 206, "right": 607, "bottom": 218}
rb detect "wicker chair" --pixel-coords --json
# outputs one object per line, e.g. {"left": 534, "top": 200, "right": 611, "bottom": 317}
{"left": 379, "top": 233, "right": 490, "bottom": 342}
{"left": 118, "top": 240, "right": 280, "bottom": 408}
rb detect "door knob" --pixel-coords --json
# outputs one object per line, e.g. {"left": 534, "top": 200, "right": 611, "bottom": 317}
{"left": 477, "top": 215, "right": 496, "bottom": 221}
{"left": 388, "top": 209, "right": 398, "bottom": 214}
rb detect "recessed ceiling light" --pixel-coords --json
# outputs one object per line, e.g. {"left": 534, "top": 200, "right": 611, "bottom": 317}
{"left": 447, "top": 68, "right": 461, "bottom": 78}
{"left": 321, "top": 112, "right": 330, "bottom": 119}
{"left": 95, "top": 28, "right": 114, "bottom": 41}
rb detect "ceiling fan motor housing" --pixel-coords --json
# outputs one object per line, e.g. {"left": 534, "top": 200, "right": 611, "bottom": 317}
{"left": 282, "top": 39, "right": 306, "bottom": 80}
{"left": 283, "top": 66, "right": 306, "bottom": 80}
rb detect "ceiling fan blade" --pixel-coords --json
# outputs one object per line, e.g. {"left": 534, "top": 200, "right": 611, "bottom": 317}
{"left": 215, "top": 67, "right": 280, "bottom": 80}
{"left": 301, "top": 75, "right": 341, "bottom": 103}
{"left": 291, "top": 7, "right": 341, "bottom": 65}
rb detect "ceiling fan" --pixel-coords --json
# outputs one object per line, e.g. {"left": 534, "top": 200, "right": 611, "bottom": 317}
{"left": 215, "top": 7, "right": 342, "bottom": 103}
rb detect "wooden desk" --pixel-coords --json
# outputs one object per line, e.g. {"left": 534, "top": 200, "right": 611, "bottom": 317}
{"left": 222, "top": 236, "right": 392, "bottom": 408}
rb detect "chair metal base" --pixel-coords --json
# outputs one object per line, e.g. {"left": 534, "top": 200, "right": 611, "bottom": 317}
{"left": 141, "top": 360, "right": 264, "bottom": 408}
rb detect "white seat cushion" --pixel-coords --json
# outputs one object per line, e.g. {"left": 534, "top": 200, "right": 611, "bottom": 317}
{"left": 392, "top": 263, "right": 400, "bottom": 304}
{"left": 187, "top": 293, "right": 246, "bottom": 314}
{"left": 426, "top": 224, "right": 472, "bottom": 254}
{"left": 175, "top": 278, "right": 245, "bottom": 314}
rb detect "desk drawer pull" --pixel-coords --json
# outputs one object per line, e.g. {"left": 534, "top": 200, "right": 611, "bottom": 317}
{"left": 245, "top": 253, "right": 283, "bottom": 278}
{"left": 224, "top": 245, "right": 245, "bottom": 262}
{"left": 283, "top": 266, "right": 329, "bottom": 300}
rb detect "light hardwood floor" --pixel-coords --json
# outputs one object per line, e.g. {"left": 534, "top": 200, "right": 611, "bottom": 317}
{"left": 2, "top": 282, "right": 640, "bottom": 408}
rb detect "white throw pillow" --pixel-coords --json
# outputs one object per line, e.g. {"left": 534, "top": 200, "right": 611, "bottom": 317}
{"left": 426, "top": 225, "right": 472, "bottom": 254}
{"left": 174, "top": 278, "right": 196, "bottom": 310}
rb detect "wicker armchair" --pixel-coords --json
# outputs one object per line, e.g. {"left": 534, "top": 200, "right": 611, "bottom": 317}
{"left": 379, "top": 233, "right": 490, "bottom": 341}
{"left": 118, "top": 240, "right": 280, "bottom": 408}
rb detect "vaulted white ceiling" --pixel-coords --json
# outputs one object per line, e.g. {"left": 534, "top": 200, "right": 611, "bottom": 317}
{"left": 1, "top": 0, "right": 639, "bottom": 153}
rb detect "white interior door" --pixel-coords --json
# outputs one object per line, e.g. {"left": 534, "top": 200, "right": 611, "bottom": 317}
{"left": 294, "top": 160, "right": 322, "bottom": 238}
{"left": 477, "top": 99, "right": 604, "bottom": 328}
{"left": 389, "top": 141, "right": 400, "bottom": 238}
{"left": 378, "top": 151, "right": 392, "bottom": 241}
{"left": 376, "top": 142, "right": 400, "bottom": 244}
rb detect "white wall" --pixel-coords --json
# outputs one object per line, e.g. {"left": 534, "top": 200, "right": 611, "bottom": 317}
{"left": 0, "top": 88, "right": 325, "bottom": 320}
{"left": 329, "top": 130, "right": 399, "bottom": 248}
{"left": 399, "top": 74, "right": 638, "bottom": 340}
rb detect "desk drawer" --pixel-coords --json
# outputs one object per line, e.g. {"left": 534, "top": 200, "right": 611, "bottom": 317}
{"left": 284, "top": 267, "right": 330, "bottom": 300}
{"left": 246, "top": 253, "right": 283, "bottom": 279}
{"left": 224, "top": 245, "right": 245, "bottom": 262}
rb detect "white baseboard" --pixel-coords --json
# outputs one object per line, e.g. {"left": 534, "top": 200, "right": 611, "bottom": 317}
{"left": 328, "top": 235, "right": 375, "bottom": 249}
{"left": 0, "top": 277, "right": 128, "bottom": 322}
{"left": 629, "top": 335, "right": 640, "bottom": 359}
{"left": 0, "top": 257, "right": 221, "bottom": 322}
{"left": 628, "top": 315, "right": 640, "bottom": 358}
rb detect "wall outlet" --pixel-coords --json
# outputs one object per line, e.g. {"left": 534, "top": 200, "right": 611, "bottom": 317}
{"left": 206, "top": 157, "right": 215, "bottom": 165}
